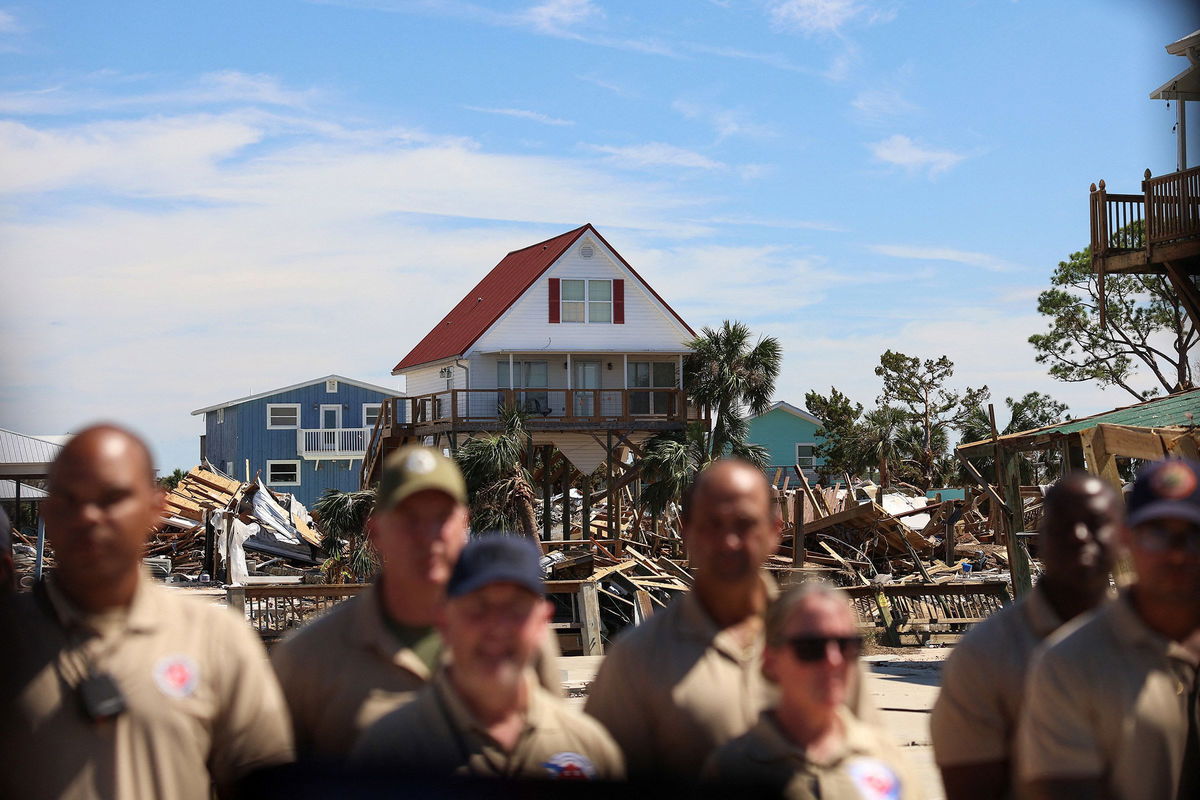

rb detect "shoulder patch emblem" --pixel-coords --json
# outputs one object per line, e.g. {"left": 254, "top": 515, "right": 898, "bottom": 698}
{"left": 542, "top": 752, "right": 597, "bottom": 780}
{"left": 845, "top": 756, "right": 901, "bottom": 800}
{"left": 153, "top": 654, "right": 199, "bottom": 699}
{"left": 1151, "top": 461, "right": 1197, "bottom": 499}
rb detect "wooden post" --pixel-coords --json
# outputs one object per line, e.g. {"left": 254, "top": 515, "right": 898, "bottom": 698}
{"left": 791, "top": 491, "right": 806, "bottom": 567}
{"left": 203, "top": 510, "right": 216, "bottom": 578}
{"left": 541, "top": 446, "right": 553, "bottom": 542}
{"left": 579, "top": 581, "right": 603, "bottom": 655}
{"left": 226, "top": 585, "right": 247, "bottom": 619}
{"left": 561, "top": 468, "right": 572, "bottom": 542}
{"left": 998, "top": 447, "right": 1034, "bottom": 597}
{"left": 580, "top": 475, "right": 591, "bottom": 542}
{"left": 606, "top": 431, "right": 616, "bottom": 542}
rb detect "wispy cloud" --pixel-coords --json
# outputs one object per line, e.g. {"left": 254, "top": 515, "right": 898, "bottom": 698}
{"left": 576, "top": 73, "right": 627, "bottom": 95}
{"left": 0, "top": 71, "right": 317, "bottom": 115}
{"left": 868, "top": 134, "right": 966, "bottom": 176}
{"left": 0, "top": 9, "right": 22, "bottom": 34}
{"left": 851, "top": 87, "right": 918, "bottom": 121}
{"left": 463, "top": 106, "right": 573, "bottom": 126}
{"left": 585, "top": 141, "right": 725, "bottom": 170}
{"left": 521, "top": 0, "right": 602, "bottom": 35}
{"left": 672, "top": 100, "right": 776, "bottom": 141}
{"left": 868, "top": 244, "right": 1022, "bottom": 273}
{"left": 767, "top": 0, "right": 898, "bottom": 34}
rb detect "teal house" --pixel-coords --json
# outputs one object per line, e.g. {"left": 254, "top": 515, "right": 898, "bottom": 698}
{"left": 746, "top": 401, "right": 825, "bottom": 481}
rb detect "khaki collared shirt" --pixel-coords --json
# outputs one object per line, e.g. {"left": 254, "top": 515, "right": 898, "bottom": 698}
{"left": 1017, "top": 590, "right": 1200, "bottom": 799}
{"left": 702, "top": 708, "right": 918, "bottom": 800}
{"left": 583, "top": 576, "right": 874, "bottom": 780}
{"left": 271, "top": 581, "right": 562, "bottom": 760}
{"left": 352, "top": 669, "right": 625, "bottom": 781}
{"left": 931, "top": 582, "right": 1068, "bottom": 769}
{"left": 0, "top": 577, "right": 293, "bottom": 800}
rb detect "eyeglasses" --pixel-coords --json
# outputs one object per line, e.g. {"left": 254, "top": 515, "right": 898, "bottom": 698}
{"left": 785, "top": 635, "right": 863, "bottom": 663}
{"left": 1135, "top": 526, "right": 1200, "bottom": 555}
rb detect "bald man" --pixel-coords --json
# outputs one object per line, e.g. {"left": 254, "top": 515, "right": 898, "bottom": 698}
{"left": 0, "top": 425, "right": 293, "bottom": 800}
{"left": 585, "top": 458, "right": 874, "bottom": 781}
{"left": 931, "top": 472, "right": 1120, "bottom": 800}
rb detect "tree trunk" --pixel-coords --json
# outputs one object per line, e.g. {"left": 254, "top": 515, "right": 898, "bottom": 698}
{"left": 516, "top": 494, "right": 544, "bottom": 554}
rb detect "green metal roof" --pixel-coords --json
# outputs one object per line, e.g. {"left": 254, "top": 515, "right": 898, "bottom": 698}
{"left": 958, "top": 388, "right": 1200, "bottom": 453}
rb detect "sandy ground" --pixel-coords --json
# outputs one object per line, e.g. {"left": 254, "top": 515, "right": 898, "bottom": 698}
{"left": 561, "top": 645, "right": 950, "bottom": 799}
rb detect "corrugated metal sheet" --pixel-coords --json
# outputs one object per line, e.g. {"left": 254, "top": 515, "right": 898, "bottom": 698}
{"left": 0, "top": 480, "right": 48, "bottom": 500}
{"left": 0, "top": 429, "right": 64, "bottom": 475}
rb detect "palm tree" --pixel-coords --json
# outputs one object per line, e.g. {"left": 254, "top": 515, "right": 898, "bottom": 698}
{"left": 312, "top": 488, "right": 377, "bottom": 583}
{"left": 854, "top": 405, "right": 909, "bottom": 491}
{"left": 959, "top": 392, "right": 1069, "bottom": 484}
{"left": 454, "top": 407, "right": 542, "bottom": 551}
{"left": 685, "top": 320, "right": 782, "bottom": 461}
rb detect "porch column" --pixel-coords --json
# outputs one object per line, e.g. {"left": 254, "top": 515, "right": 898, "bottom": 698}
{"left": 678, "top": 354, "right": 683, "bottom": 388}
{"left": 622, "top": 354, "right": 628, "bottom": 388}
{"left": 566, "top": 353, "right": 571, "bottom": 389}
{"left": 508, "top": 353, "right": 514, "bottom": 410}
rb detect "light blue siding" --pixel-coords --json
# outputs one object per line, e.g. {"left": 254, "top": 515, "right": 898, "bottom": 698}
{"left": 745, "top": 406, "right": 826, "bottom": 473}
{"left": 202, "top": 380, "right": 393, "bottom": 507}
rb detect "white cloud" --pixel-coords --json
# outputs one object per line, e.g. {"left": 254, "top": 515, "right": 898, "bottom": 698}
{"left": 0, "top": 71, "right": 317, "bottom": 115}
{"left": 768, "top": 0, "right": 863, "bottom": 34}
{"left": 868, "top": 244, "right": 1023, "bottom": 273}
{"left": 585, "top": 142, "right": 726, "bottom": 170}
{"left": 850, "top": 87, "right": 918, "bottom": 121}
{"left": 463, "top": 106, "right": 573, "bottom": 126}
{"left": 868, "top": 134, "right": 966, "bottom": 176}
{"left": 522, "top": 0, "right": 602, "bottom": 35}
{"left": 672, "top": 100, "right": 777, "bottom": 141}
{"left": 0, "top": 9, "right": 21, "bottom": 34}
{"left": 575, "top": 73, "right": 627, "bottom": 95}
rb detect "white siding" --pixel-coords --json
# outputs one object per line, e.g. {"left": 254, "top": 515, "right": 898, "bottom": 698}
{"left": 471, "top": 235, "right": 692, "bottom": 355}
{"left": 403, "top": 363, "right": 453, "bottom": 396}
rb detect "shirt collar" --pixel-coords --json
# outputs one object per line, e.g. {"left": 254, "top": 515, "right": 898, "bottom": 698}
{"left": 351, "top": 580, "right": 436, "bottom": 680}
{"left": 745, "top": 708, "right": 875, "bottom": 767}
{"left": 432, "top": 667, "right": 541, "bottom": 740}
{"left": 1025, "top": 581, "right": 1066, "bottom": 639}
{"left": 677, "top": 571, "right": 779, "bottom": 658}
{"left": 1108, "top": 588, "right": 1200, "bottom": 667}
{"left": 43, "top": 571, "right": 160, "bottom": 636}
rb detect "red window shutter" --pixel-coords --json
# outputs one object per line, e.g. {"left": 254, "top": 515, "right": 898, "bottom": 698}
{"left": 613, "top": 279, "right": 625, "bottom": 324}
{"left": 548, "top": 278, "right": 560, "bottom": 323}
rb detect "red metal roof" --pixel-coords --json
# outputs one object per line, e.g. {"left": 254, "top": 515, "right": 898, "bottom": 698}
{"left": 392, "top": 224, "right": 695, "bottom": 373}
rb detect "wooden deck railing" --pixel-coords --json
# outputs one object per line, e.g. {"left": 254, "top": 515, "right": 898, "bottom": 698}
{"left": 402, "top": 388, "right": 701, "bottom": 426}
{"left": 1090, "top": 166, "right": 1200, "bottom": 259}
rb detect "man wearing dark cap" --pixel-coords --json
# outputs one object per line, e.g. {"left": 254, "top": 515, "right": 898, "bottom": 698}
{"left": 1019, "top": 459, "right": 1200, "bottom": 800}
{"left": 0, "top": 424, "right": 293, "bottom": 799}
{"left": 932, "top": 472, "right": 1120, "bottom": 800}
{"left": 352, "top": 534, "right": 624, "bottom": 780}
{"left": 272, "top": 445, "right": 559, "bottom": 761}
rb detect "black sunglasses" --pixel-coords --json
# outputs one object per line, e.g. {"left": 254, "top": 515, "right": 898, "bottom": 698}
{"left": 786, "top": 635, "right": 863, "bottom": 663}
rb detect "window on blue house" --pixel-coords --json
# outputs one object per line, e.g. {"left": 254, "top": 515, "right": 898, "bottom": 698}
{"left": 267, "top": 404, "right": 300, "bottom": 429}
{"left": 796, "top": 443, "right": 816, "bottom": 470}
{"left": 266, "top": 460, "right": 300, "bottom": 486}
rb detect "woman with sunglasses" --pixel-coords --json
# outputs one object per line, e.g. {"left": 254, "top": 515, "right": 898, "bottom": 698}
{"left": 702, "top": 582, "right": 917, "bottom": 799}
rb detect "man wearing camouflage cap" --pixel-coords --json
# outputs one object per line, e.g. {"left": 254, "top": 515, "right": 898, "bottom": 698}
{"left": 1018, "top": 458, "right": 1200, "bottom": 800}
{"left": 273, "top": 445, "right": 559, "bottom": 762}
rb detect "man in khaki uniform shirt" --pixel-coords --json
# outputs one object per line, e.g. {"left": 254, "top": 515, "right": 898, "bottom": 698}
{"left": 703, "top": 583, "right": 917, "bottom": 800}
{"left": 0, "top": 425, "right": 293, "bottom": 800}
{"left": 353, "top": 535, "right": 623, "bottom": 781}
{"left": 272, "top": 445, "right": 558, "bottom": 761}
{"left": 931, "top": 473, "right": 1120, "bottom": 800}
{"left": 1019, "top": 459, "right": 1200, "bottom": 800}
{"left": 585, "top": 459, "right": 872, "bottom": 780}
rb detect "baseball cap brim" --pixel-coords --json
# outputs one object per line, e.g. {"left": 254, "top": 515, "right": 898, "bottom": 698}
{"left": 1127, "top": 498, "right": 1200, "bottom": 528}
{"left": 447, "top": 569, "right": 544, "bottom": 598}
{"left": 385, "top": 476, "right": 465, "bottom": 509}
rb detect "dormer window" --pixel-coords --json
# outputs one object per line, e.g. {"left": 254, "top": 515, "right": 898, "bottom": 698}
{"left": 561, "top": 279, "right": 612, "bottom": 324}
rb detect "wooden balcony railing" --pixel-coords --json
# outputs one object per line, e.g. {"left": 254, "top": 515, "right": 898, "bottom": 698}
{"left": 296, "top": 427, "right": 370, "bottom": 459}
{"left": 1090, "top": 166, "right": 1200, "bottom": 260}
{"left": 403, "top": 388, "right": 700, "bottom": 426}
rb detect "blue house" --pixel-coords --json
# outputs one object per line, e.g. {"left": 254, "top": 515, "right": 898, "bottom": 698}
{"left": 745, "top": 401, "right": 826, "bottom": 482}
{"left": 192, "top": 375, "right": 400, "bottom": 508}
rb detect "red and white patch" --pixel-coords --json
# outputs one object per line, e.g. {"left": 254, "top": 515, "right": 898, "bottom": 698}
{"left": 845, "top": 757, "right": 901, "bottom": 800}
{"left": 542, "top": 752, "right": 597, "bottom": 780}
{"left": 1151, "top": 461, "right": 1198, "bottom": 500}
{"left": 153, "top": 655, "right": 199, "bottom": 698}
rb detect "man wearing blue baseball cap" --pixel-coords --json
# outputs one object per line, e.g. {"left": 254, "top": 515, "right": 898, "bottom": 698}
{"left": 352, "top": 534, "right": 624, "bottom": 781}
{"left": 1019, "top": 458, "right": 1200, "bottom": 800}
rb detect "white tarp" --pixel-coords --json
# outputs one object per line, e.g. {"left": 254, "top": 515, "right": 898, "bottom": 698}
{"left": 879, "top": 492, "right": 932, "bottom": 531}
{"left": 213, "top": 513, "right": 256, "bottom": 584}
{"left": 251, "top": 478, "right": 304, "bottom": 545}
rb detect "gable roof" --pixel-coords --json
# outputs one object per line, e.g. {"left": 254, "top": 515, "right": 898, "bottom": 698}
{"left": 392, "top": 224, "right": 696, "bottom": 374}
{"left": 750, "top": 401, "right": 822, "bottom": 425}
{"left": 191, "top": 374, "right": 399, "bottom": 415}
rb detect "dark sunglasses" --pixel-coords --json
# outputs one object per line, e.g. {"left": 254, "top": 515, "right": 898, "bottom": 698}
{"left": 786, "top": 635, "right": 863, "bottom": 662}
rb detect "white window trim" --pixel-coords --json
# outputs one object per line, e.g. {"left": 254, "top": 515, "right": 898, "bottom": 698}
{"left": 796, "top": 442, "right": 817, "bottom": 469}
{"left": 319, "top": 403, "right": 343, "bottom": 429}
{"left": 363, "top": 403, "right": 382, "bottom": 429}
{"left": 266, "top": 460, "right": 302, "bottom": 487}
{"left": 560, "top": 278, "right": 613, "bottom": 325}
{"left": 266, "top": 403, "right": 302, "bottom": 430}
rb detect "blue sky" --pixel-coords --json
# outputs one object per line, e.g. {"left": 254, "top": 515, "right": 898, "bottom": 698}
{"left": 1, "top": 0, "right": 1198, "bottom": 472}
